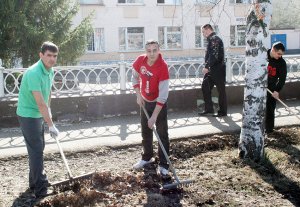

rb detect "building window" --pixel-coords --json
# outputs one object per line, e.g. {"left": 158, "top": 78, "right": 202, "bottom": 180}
{"left": 158, "top": 26, "right": 182, "bottom": 50}
{"left": 79, "top": 0, "right": 103, "bottom": 4}
{"left": 195, "top": 26, "right": 202, "bottom": 48}
{"left": 87, "top": 28, "right": 105, "bottom": 52}
{"left": 157, "top": 0, "right": 182, "bottom": 5}
{"left": 119, "top": 27, "right": 144, "bottom": 51}
{"left": 195, "top": 0, "right": 218, "bottom": 5}
{"left": 195, "top": 25, "right": 219, "bottom": 48}
{"left": 229, "top": 0, "right": 251, "bottom": 3}
{"left": 118, "top": 0, "right": 143, "bottom": 3}
{"left": 230, "top": 25, "right": 246, "bottom": 46}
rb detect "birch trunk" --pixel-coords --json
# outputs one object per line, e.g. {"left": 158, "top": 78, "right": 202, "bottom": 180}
{"left": 238, "top": 0, "right": 272, "bottom": 161}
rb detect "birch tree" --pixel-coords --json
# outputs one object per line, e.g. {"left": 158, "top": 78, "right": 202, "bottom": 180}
{"left": 238, "top": 0, "right": 273, "bottom": 161}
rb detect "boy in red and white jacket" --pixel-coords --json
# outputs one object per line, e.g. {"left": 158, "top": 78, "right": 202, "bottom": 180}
{"left": 131, "top": 39, "right": 170, "bottom": 176}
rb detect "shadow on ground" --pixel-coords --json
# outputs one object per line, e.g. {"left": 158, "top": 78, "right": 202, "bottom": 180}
{"left": 244, "top": 128, "right": 300, "bottom": 206}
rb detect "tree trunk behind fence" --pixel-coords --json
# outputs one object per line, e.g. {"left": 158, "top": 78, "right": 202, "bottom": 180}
{"left": 238, "top": 0, "right": 272, "bottom": 161}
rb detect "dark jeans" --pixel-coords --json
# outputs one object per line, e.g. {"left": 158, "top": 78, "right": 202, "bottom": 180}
{"left": 265, "top": 92, "right": 277, "bottom": 132}
{"left": 18, "top": 116, "right": 49, "bottom": 196}
{"left": 201, "top": 74, "right": 227, "bottom": 114}
{"left": 141, "top": 101, "right": 169, "bottom": 169}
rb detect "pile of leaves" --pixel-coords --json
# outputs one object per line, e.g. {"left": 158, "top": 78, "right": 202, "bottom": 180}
{"left": 36, "top": 134, "right": 242, "bottom": 207}
{"left": 38, "top": 168, "right": 181, "bottom": 207}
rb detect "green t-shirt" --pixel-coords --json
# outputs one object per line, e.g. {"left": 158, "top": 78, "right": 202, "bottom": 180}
{"left": 17, "top": 59, "right": 54, "bottom": 118}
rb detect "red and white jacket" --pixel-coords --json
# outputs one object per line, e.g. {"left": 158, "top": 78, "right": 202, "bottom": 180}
{"left": 132, "top": 53, "right": 169, "bottom": 106}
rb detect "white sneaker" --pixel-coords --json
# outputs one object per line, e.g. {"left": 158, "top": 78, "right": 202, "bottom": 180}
{"left": 157, "top": 166, "right": 169, "bottom": 176}
{"left": 132, "top": 157, "right": 155, "bottom": 170}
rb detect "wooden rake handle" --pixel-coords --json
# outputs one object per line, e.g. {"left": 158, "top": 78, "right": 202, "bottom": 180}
{"left": 267, "top": 89, "right": 300, "bottom": 120}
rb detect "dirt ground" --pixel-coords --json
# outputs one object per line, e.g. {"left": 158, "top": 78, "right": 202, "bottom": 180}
{"left": 0, "top": 126, "right": 300, "bottom": 207}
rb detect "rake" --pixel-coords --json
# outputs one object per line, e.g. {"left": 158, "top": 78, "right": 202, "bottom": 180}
{"left": 267, "top": 89, "right": 300, "bottom": 121}
{"left": 141, "top": 105, "right": 194, "bottom": 189}
{"left": 50, "top": 133, "right": 95, "bottom": 192}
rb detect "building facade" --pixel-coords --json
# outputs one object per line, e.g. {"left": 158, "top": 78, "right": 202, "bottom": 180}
{"left": 73, "top": 0, "right": 300, "bottom": 64}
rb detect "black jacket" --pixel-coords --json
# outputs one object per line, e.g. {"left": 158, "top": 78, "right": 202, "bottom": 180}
{"left": 267, "top": 49, "right": 287, "bottom": 92}
{"left": 204, "top": 32, "right": 225, "bottom": 79}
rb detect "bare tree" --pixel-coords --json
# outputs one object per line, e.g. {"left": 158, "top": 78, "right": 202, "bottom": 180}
{"left": 238, "top": 0, "right": 273, "bottom": 161}
{"left": 271, "top": 0, "right": 300, "bottom": 29}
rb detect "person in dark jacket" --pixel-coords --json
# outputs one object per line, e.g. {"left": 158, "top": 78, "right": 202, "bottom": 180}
{"left": 265, "top": 42, "right": 287, "bottom": 133}
{"left": 199, "top": 24, "right": 227, "bottom": 117}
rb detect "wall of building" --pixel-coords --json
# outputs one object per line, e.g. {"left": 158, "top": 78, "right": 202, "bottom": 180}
{"left": 74, "top": 0, "right": 250, "bottom": 63}
{"left": 72, "top": 0, "right": 299, "bottom": 63}
{"left": 270, "top": 29, "right": 300, "bottom": 50}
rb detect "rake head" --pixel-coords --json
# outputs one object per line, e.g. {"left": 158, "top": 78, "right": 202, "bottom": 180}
{"left": 162, "top": 179, "right": 195, "bottom": 190}
{"left": 51, "top": 171, "right": 95, "bottom": 193}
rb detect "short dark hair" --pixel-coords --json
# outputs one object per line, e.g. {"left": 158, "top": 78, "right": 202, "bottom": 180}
{"left": 272, "top": 42, "right": 285, "bottom": 52}
{"left": 40, "top": 41, "right": 59, "bottom": 54}
{"left": 145, "top": 39, "right": 159, "bottom": 47}
{"left": 202, "top": 24, "right": 213, "bottom": 31}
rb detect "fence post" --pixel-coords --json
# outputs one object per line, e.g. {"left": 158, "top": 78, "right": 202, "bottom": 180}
{"left": 119, "top": 53, "right": 126, "bottom": 91}
{"left": 226, "top": 55, "right": 233, "bottom": 83}
{"left": 0, "top": 59, "right": 4, "bottom": 97}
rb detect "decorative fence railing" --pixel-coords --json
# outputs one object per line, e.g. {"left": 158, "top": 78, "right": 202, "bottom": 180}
{"left": 0, "top": 55, "right": 300, "bottom": 99}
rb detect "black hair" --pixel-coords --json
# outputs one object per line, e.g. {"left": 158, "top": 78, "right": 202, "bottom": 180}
{"left": 272, "top": 42, "right": 285, "bottom": 52}
{"left": 40, "top": 41, "right": 59, "bottom": 54}
{"left": 202, "top": 24, "right": 213, "bottom": 31}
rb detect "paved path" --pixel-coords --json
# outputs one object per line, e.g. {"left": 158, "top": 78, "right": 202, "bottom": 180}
{"left": 0, "top": 100, "right": 299, "bottom": 158}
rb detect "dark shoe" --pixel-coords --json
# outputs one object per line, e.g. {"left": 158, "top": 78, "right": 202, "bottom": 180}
{"left": 35, "top": 188, "right": 54, "bottom": 199}
{"left": 25, "top": 187, "right": 34, "bottom": 193}
{"left": 20, "top": 187, "right": 35, "bottom": 198}
{"left": 265, "top": 129, "right": 274, "bottom": 134}
{"left": 213, "top": 113, "right": 227, "bottom": 117}
{"left": 198, "top": 111, "right": 214, "bottom": 116}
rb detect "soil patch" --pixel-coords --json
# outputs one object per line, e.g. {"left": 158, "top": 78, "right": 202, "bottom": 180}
{"left": 0, "top": 126, "right": 299, "bottom": 207}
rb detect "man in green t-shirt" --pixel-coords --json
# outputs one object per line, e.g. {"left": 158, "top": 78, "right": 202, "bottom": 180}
{"left": 17, "top": 41, "right": 60, "bottom": 198}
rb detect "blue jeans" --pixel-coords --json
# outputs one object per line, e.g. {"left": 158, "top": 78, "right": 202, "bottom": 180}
{"left": 141, "top": 101, "right": 169, "bottom": 169}
{"left": 18, "top": 116, "right": 49, "bottom": 196}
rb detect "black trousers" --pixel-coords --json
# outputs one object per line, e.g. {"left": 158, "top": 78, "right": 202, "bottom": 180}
{"left": 265, "top": 92, "right": 277, "bottom": 132}
{"left": 201, "top": 73, "right": 227, "bottom": 114}
{"left": 18, "top": 116, "right": 49, "bottom": 196}
{"left": 141, "top": 101, "right": 169, "bottom": 169}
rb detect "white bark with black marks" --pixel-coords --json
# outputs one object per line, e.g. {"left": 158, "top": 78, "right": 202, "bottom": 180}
{"left": 238, "top": 0, "right": 272, "bottom": 161}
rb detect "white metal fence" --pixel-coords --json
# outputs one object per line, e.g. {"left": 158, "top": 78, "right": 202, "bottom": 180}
{"left": 1, "top": 55, "right": 300, "bottom": 99}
